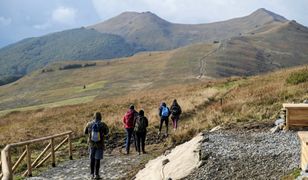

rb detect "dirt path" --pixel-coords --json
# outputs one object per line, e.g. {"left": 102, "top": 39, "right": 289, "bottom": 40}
{"left": 27, "top": 151, "right": 151, "bottom": 180}
{"left": 198, "top": 41, "right": 225, "bottom": 78}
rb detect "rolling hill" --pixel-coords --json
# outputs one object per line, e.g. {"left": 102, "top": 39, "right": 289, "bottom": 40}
{"left": 204, "top": 20, "right": 308, "bottom": 77}
{"left": 88, "top": 8, "right": 288, "bottom": 50}
{"left": 1, "top": 17, "right": 308, "bottom": 112}
{"left": 1, "top": 8, "right": 304, "bottom": 86}
{"left": 0, "top": 28, "right": 137, "bottom": 85}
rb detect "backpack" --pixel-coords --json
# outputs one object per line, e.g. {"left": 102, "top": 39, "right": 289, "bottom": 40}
{"left": 171, "top": 105, "right": 180, "bottom": 116}
{"left": 161, "top": 106, "right": 169, "bottom": 117}
{"left": 90, "top": 121, "right": 101, "bottom": 143}
{"left": 135, "top": 116, "right": 147, "bottom": 132}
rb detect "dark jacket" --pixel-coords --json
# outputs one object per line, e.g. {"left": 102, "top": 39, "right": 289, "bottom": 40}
{"left": 134, "top": 115, "right": 149, "bottom": 133}
{"left": 84, "top": 119, "right": 109, "bottom": 149}
{"left": 170, "top": 104, "right": 182, "bottom": 117}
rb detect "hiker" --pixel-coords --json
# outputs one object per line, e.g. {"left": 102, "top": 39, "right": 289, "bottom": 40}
{"left": 134, "top": 110, "right": 149, "bottom": 155}
{"left": 158, "top": 102, "right": 170, "bottom": 136}
{"left": 84, "top": 112, "right": 109, "bottom": 180}
{"left": 170, "top": 99, "right": 182, "bottom": 131}
{"left": 123, "top": 104, "right": 138, "bottom": 154}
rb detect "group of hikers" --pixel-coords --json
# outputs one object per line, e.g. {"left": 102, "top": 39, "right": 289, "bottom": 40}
{"left": 84, "top": 99, "right": 182, "bottom": 179}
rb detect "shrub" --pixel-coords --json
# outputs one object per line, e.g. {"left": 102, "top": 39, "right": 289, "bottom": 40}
{"left": 286, "top": 69, "right": 308, "bottom": 85}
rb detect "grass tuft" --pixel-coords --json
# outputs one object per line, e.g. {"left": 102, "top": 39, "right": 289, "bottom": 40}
{"left": 286, "top": 69, "right": 308, "bottom": 85}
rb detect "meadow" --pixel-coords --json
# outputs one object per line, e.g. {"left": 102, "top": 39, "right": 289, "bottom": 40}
{"left": 0, "top": 65, "right": 307, "bottom": 147}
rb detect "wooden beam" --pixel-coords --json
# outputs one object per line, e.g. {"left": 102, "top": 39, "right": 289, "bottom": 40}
{"left": 51, "top": 138, "right": 55, "bottom": 167}
{"left": 12, "top": 149, "right": 27, "bottom": 173}
{"left": 31, "top": 142, "right": 51, "bottom": 168}
{"left": 68, "top": 134, "right": 73, "bottom": 160}
{"left": 26, "top": 145, "right": 32, "bottom": 177}
{"left": 1, "top": 145, "right": 12, "bottom": 180}
{"left": 9, "top": 131, "right": 72, "bottom": 148}
{"left": 35, "top": 137, "right": 68, "bottom": 168}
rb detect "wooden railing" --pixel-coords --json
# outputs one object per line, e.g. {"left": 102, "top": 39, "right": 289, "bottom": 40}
{"left": 0, "top": 131, "right": 73, "bottom": 180}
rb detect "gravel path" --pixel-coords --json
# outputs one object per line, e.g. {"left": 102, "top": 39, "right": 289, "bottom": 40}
{"left": 184, "top": 129, "right": 300, "bottom": 180}
{"left": 26, "top": 127, "right": 301, "bottom": 180}
{"left": 27, "top": 153, "right": 145, "bottom": 180}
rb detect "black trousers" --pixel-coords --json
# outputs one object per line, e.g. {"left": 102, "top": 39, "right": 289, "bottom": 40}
{"left": 90, "top": 158, "right": 100, "bottom": 176}
{"left": 136, "top": 131, "right": 146, "bottom": 153}
{"left": 159, "top": 117, "right": 169, "bottom": 134}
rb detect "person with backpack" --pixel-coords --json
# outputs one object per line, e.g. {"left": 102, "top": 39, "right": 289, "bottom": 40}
{"left": 134, "top": 110, "right": 148, "bottom": 155}
{"left": 158, "top": 102, "right": 170, "bottom": 136}
{"left": 123, "top": 104, "right": 138, "bottom": 155}
{"left": 84, "top": 112, "right": 109, "bottom": 180}
{"left": 170, "top": 99, "right": 182, "bottom": 131}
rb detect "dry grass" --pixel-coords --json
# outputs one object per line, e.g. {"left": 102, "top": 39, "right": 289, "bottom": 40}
{"left": 0, "top": 66, "right": 307, "bottom": 151}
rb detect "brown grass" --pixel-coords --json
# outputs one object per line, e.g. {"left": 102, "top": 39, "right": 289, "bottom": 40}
{"left": 0, "top": 66, "right": 307, "bottom": 150}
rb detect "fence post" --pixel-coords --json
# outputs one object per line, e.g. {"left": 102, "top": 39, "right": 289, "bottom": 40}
{"left": 26, "top": 145, "right": 32, "bottom": 177}
{"left": 1, "top": 145, "right": 12, "bottom": 180}
{"left": 68, "top": 134, "right": 73, "bottom": 160}
{"left": 50, "top": 138, "right": 55, "bottom": 167}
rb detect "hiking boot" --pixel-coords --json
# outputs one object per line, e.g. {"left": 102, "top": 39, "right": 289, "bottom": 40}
{"left": 142, "top": 151, "right": 147, "bottom": 154}
{"left": 158, "top": 131, "right": 161, "bottom": 136}
{"left": 90, "top": 174, "right": 94, "bottom": 179}
{"left": 94, "top": 175, "right": 102, "bottom": 180}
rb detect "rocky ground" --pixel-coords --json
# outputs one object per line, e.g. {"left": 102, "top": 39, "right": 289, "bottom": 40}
{"left": 28, "top": 152, "right": 147, "bottom": 180}
{"left": 184, "top": 124, "right": 300, "bottom": 180}
{"left": 26, "top": 123, "right": 301, "bottom": 180}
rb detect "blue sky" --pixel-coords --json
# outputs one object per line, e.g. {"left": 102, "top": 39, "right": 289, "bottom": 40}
{"left": 0, "top": 0, "right": 307, "bottom": 48}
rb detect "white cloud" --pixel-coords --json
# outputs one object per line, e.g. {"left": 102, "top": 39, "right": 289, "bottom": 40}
{"left": 0, "top": 16, "right": 12, "bottom": 26}
{"left": 90, "top": 0, "right": 307, "bottom": 24}
{"left": 33, "top": 22, "right": 51, "bottom": 30}
{"left": 52, "top": 6, "right": 77, "bottom": 24}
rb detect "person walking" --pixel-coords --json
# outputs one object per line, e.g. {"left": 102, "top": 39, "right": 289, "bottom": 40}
{"left": 84, "top": 112, "right": 109, "bottom": 180}
{"left": 123, "top": 104, "right": 138, "bottom": 154}
{"left": 134, "top": 110, "right": 148, "bottom": 155}
{"left": 170, "top": 99, "right": 182, "bottom": 131}
{"left": 158, "top": 102, "right": 170, "bottom": 136}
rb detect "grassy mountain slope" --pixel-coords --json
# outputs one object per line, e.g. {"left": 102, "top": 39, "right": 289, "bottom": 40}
{"left": 0, "top": 65, "right": 307, "bottom": 146}
{"left": 205, "top": 21, "right": 308, "bottom": 77}
{"left": 89, "top": 8, "right": 288, "bottom": 51}
{"left": 1, "top": 19, "right": 308, "bottom": 112}
{"left": 0, "top": 28, "right": 137, "bottom": 85}
{"left": 0, "top": 43, "right": 216, "bottom": 112}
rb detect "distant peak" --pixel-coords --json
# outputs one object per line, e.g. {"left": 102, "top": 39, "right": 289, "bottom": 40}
{"left": 110, "top": 11, "right": 169, "bottom": 24}
{"left": 118, "top": 11, "right": 158, "bottom": 17}
{"left": 251, "top": 8, "right": 288, "bottom": 22}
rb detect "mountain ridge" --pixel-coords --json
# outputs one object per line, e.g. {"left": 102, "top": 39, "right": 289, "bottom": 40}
{"left": 88, "top": 8, "right": 289, "bottom": 51}
{"left": 0, "top": 8, "right": 307, "bottom": 86}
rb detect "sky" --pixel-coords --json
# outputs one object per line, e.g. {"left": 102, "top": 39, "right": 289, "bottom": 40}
{"left": 0, "top": 0, "right": 307, "bottom": 48}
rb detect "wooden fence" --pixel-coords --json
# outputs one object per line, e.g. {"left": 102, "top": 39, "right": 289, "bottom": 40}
{"left": 1, "top": 131, "right": 73, "bottom": 180}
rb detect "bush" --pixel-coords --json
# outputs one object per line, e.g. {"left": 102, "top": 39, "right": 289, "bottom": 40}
{"left": 286, "top": 69, "right": 308, "bottom": 85}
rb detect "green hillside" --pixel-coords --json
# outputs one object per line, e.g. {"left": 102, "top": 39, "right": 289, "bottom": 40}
{"left": 0, "top": 27, "right": 137, "bottom": 85}
{"left": 1, "top": 18, "right": 308, "bottom": 113}
{"left": 0, "top": 43, "right": 215, "bottom": 112}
